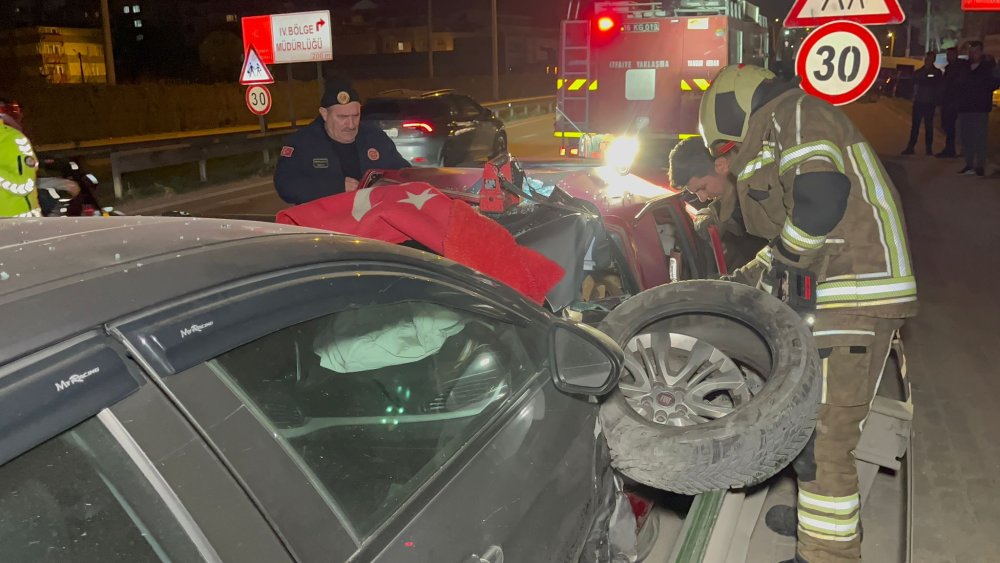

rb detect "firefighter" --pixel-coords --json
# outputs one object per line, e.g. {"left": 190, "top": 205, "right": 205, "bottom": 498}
{"left": 274, "top": 77, "right": 410, "bottom": 205}
{"left": 671, "top": 64, "right": 918, "bottom": 563}
{"left": 0, "top": 98, "right": 41, "bottom": 217}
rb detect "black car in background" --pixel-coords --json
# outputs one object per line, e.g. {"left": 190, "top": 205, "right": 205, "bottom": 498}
{"left": 363, "top": 89, "right": 507, "bottom": 167}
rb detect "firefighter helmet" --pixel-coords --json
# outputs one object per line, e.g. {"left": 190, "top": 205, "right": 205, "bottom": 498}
{"left": 698, "top": 64, "right": 775, "bottom": 155}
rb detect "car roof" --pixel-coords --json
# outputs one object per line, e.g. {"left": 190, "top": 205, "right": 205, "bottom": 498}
{"left": 370, "top": 88, "right": 459, "bottom": 99}
{"left": 0, "top": 217, "right": 446, "bottom": 365}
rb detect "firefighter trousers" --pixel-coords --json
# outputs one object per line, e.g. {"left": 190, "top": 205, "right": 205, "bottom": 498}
{"left": 793, "top": 314, "right": 903, "bottom": 563}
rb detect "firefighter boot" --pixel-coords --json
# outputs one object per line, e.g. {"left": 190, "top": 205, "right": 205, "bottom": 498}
{"left": 765, "top": 505, "right": 797, "bottom": 537}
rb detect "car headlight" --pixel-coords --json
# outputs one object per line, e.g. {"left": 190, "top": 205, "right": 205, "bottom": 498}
{"left": 605, "top": 136, "right": 640, "bottom": 174}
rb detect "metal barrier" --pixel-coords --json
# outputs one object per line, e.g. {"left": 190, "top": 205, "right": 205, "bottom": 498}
{"left": 483, "top": 95, "right": 557, "bottom": 120}
{"left": 75, "top": 95, "right": 556, "bottom": 199}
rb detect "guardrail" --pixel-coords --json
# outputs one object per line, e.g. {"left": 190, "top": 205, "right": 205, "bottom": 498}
{"left": 482, "top": 95, "right": 556, "bottom": 120}
{"left": 42, "top": 95, "right": 555, "bottom": 200}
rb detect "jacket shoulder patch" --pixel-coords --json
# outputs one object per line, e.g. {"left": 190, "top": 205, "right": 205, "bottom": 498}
{"left": 280, "top": 146, "right": 294, "bottom": 158}
{"left": 367, "top": 148, "right": 380, "bottom": 161}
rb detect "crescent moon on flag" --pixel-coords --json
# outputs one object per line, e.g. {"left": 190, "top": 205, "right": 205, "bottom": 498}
{"left": 352, "top": 187, "right": 380, "bottom": 222}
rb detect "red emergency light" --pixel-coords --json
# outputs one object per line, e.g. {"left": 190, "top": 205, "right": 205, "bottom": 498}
{"left": 597, "top": 16, "right": 616, "bottom": 32}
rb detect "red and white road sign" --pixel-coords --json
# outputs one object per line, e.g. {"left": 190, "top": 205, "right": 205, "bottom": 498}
{"left": 241, "top": 10, "right": 333, "bottom": 65}
{"left": 240, "top": 45, "right": 274, "bottom": 86}
{"left": 246, "top": 85, "right": 272, "bottom": 116}
{"left": 784, "top": 0, "right": 905, "bottom": 28}
{"left": 796, "top": 21, "right": 882, "bottom": 106}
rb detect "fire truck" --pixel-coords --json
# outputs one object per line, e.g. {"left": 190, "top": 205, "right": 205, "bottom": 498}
{"left": 556, "top": 0, "right": 770, "bottom": 164}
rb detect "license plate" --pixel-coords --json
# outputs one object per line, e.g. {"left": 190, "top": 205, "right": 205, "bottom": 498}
{"left": 385, "top": 128, "right": 398, "bottom": 138}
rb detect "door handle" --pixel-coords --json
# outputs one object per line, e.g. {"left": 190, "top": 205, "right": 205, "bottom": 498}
{"left": 464, "top": 545, "right": 503, "bottom": 563}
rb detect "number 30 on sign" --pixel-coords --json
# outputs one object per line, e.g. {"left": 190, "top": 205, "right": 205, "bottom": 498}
{"left": 796, "top": 21, "right": 881, "bottom": 106}
{"left": 246, "top": 85, "right": 272, "bottom": 116}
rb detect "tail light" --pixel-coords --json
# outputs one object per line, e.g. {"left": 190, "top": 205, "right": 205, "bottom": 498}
{"left": 403, "top": 121, "right": 434, "bottom": 133}
{"left": 625, "top": 489, "right": 655, "bottom": 530}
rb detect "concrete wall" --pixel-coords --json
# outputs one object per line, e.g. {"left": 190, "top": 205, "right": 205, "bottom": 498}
{"left": 12, "top": 73, "right": 553, "bottom": 145}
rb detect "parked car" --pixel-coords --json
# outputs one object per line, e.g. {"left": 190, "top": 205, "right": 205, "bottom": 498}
{"left": 363, "top": 89, "right": 507, "bottom": 167}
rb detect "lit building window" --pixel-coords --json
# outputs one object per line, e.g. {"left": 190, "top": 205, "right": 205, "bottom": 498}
{"left": 137, "top": 34, "right": 144, "bottom": 41}
{"left": 397, "top": 41, "right": 405, "bottom": 51}
{"left": 133, "top": 5, "right": 140, "bottom": 13}
{"left": 226, "top": 14, "right": 238, "bottom": 22}
{"left": 123, "top": 6, "right": 130, "bottom": 13}
{"left": 134, "top": 19, "right": 143, "bottom": 28}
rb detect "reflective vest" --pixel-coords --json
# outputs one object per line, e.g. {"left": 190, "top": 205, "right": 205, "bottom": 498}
{"left": 0, "top": 122, "right": 41, "bottom": 217}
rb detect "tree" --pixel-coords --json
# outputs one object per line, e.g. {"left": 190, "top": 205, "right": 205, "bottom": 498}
{"left": 199, "top": 30, "right": 243, "bottom": 83}
{"left": 909, "top": 0, "right": 964, "bottom": 52}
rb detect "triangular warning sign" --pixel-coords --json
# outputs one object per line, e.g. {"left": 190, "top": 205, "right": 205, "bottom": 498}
{"left": 784, "top": 0, "right": 905, "bottom": 28}
{"left": 240, "top": 45, "right": 274, "bottom": 86}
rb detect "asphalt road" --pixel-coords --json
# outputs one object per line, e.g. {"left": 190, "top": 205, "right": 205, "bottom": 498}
{"left": 840, "top": 101, "right": 1000, "bottom": 561}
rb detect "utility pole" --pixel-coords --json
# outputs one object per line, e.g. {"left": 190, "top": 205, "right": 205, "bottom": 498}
{"left": 924, "top": 0, "right": 931, "bottom": 52}
{"left": 491, "top": 0, "right": 499, "bottom": 100}
{"left": 427, "top": 0, "right": 434, "bottom": 78}
{"left": 905, "top": 22, "right": 912, "bottom": 57}
{"left": 100, "top": 0, "right": 116, "bottom": 85}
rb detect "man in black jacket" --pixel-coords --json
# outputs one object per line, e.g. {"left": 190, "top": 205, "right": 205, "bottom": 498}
{"left": 903, "top": 51, "right": 942, "bottom": 155}
{"left": 936, "top": 47, "right": 964, "bottom": 158}
{"left": 274, "top": 77, "right": 410, "bottom": 204}
{"left": 956, "top": 42, "right": 998, "bottom": 177}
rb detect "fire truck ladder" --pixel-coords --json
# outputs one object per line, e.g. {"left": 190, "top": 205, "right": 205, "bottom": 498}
{"left": 557, "top": 14, "right": 592, "bottom": 154}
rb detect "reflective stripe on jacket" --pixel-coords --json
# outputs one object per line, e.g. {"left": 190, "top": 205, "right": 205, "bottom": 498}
{"left": 722, "top": 90, "right": 917, "bottom": 317}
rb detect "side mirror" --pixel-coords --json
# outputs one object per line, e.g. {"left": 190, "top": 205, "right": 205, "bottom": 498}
{"left": 550, "top": 322, "right": 623, "bottom": 396}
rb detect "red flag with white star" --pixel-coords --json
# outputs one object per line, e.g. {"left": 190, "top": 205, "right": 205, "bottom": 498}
{"left": 276, "top": 183, "right": 453, "bottom": 253}
{"left": 275, "top": 182, "right": 564, "bottom": 305}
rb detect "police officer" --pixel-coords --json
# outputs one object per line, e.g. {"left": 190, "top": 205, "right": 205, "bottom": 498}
{"left": 670, "top": 64, "right": 917, "bottom": 563}
{"left": 0, "top": 98, "right": 41, "bottom": 218}
{"left": 274, "top": 78, "right": 409, "bottom": 205}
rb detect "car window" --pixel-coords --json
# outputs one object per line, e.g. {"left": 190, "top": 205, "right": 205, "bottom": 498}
{"left": 364, "top": 98, "right": 451, "bottom": 119}
{"left": 0, "top": 417, "right": 207, "bottom": 562}
{"left": 205, "top": 298, "right": 548, "bottom": 539}
{"left": 454, "top": 95, "right": 483, "bottom": 119}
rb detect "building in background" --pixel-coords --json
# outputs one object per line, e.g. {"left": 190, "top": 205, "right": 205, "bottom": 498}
{"left": 0, "top": 26, "right": 107, "bottom": 84}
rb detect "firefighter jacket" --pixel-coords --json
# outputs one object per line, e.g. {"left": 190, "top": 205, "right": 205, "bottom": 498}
{"left": 720, "top": 89, "right": 917, "bottom": 318}
{"left": 0, "top": 122, "right": 41, "bottom": 217}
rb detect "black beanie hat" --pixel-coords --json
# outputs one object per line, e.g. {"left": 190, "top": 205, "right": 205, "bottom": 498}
{"left": 321, "top": 77, "right": 361, "bottom": 107}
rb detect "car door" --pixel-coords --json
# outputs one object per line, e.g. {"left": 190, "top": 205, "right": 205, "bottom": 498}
{"left": 111, "top": 260, "right": 609, "bottom": 563}
{"left": 0, "top": 332, "right": 290, "bottom": 563}
{"left": 444, "top": 95, "right": 478, "bottom": 164}
{"left": 455, "top": 94, "right": 498, "bottom": 159}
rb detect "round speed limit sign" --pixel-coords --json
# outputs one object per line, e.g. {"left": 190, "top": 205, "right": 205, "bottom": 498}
{"left": 796, "top": 21, "right": 881, "bottom": 106}
{"left": 245, "top": 85, "right": 272, "bottom": 116}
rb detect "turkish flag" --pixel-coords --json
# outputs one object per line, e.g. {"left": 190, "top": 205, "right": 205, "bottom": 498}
{"left": 276, "top": 183, "right": 564, "bottom": 305}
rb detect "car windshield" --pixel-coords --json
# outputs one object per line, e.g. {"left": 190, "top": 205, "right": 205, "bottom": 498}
{"left": 364, "top": 98, "right": 451, "bottom": 119}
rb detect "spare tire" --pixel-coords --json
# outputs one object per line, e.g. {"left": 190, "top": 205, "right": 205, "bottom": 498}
{"left": 598, "top": 280, "right": 820, "bottom": 495}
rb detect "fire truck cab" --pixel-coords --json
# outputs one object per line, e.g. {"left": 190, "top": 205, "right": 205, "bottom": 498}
{"left": 556, "top": 0, "right": 770, "bottom": 166}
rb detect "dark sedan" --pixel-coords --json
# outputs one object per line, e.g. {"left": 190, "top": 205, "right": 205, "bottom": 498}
{"left": 363, "top": 89, "right": 507, "bottom": 167}
{"left": 0, "top": 217, "right": 628, "bottom": 563}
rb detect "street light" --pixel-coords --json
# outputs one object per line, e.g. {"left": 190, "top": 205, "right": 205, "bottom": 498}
{"left": 888, "top": 31, "right": 895, "bottom": 56}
